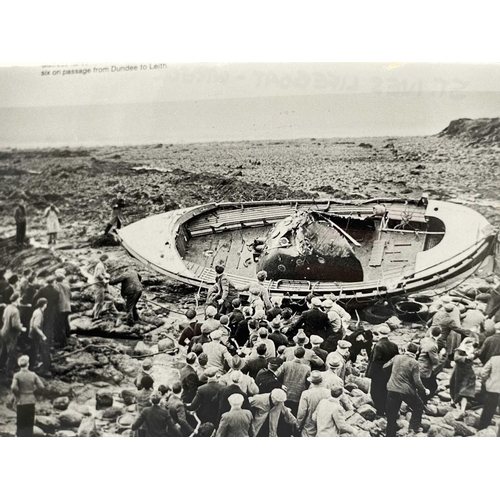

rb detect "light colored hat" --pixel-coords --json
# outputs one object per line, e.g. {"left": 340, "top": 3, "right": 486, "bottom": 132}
{"left": 206, "top": 305, "right": 217, "bottom": 318}
{"left": 328, "top": 357, "right": 343, "bottom": 368}
{"left": 228, "top": 393, "right": 244, "bottom": 406}
{"left": 378, "top": 324, "right": 391, "bottom": 335}
{"left": 310, "top": 335, "right": 324, "bottom": 345}
{"left": 55, "top": 268, "right": 66, "bottom": 277}
{"left": 338, "top": 340, "right": 352, "bottom": 350}
{"left": 322, "top": 299, "right": 334, "bottom": 309}
{"left": 142, "top": 358, "right": 153, "bottom": 370}
{"left": 230, "top": 370, "right": 242, "bottom": 383}
{"left": 293, "top": 331, "right": 308, "bottom": 344}
{"left": 230, "top": 355, "right": 244, "bottom": 370}
{"left": 307, "top": 371, "right": 323, "bottom": 384}
{"left": 444, "top": 303, "right": 455, "bottom": 312}
{"left": 271, "top": 317, "right": 281, "bottom": 328}
{"left": 210, "top": 329, "right": 223, "bottom": 341}
{"left": 204, "top": 367, "right": 219, "bottom": 378}
{"left": 271, "top": 388, "right": 287, "bottom": 403}
{"left": 311, "top": 297, "right": 323, "bottom": 307}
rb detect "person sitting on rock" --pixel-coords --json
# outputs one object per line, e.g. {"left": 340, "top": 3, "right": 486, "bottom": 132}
{"left": 109, "top": 268, "right": 143, "bottom": 324}
{"left": 383, "top": 342, "right": 429, "bottom": 437}
{"left": 131, "top": 390, "right": 182, "bottom": 437}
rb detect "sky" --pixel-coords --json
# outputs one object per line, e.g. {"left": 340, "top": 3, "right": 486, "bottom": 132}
{"left": 0, "top": 63, "right": 499, "bottom": 147}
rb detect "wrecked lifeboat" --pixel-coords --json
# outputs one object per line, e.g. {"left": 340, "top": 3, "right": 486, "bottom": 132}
{"left": 117, "top": 197, "right": 497, "bottom": 308}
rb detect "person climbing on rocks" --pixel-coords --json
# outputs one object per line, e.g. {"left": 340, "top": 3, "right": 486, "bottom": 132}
{"left": 109, "top": 268, "right": 143, "bottom": 324}
{"left": 91, "top": 254, "right": 119, "bottom": 320}
{"left": 104, "top": 190, "right": 126, "bottom": 234}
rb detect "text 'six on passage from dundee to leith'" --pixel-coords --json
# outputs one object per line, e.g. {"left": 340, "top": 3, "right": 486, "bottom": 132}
{"left": 40, "top": 64, "right": 168, "bottom": 77}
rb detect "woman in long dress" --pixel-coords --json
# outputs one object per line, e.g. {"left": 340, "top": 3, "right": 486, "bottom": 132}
{"left": 449, "top": 337, "right": 477, "bottom": 414}
{"left": 44, "top": 204, "right": 60, "bottom": 245}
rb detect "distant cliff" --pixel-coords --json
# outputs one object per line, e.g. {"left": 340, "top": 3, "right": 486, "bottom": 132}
{"left": 437, "top": 117, "right": 500, "bottom": 146}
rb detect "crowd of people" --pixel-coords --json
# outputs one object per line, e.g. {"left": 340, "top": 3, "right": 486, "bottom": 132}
{"left": 2, "top": 255, "right": 500, "bottom": 437}
{"left": 125, "top": 266, "right": 500, "bottom": 437}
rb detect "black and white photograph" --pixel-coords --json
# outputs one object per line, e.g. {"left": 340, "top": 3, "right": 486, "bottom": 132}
{"left": 1, "top": 61, "right": 500, "bottom": 441}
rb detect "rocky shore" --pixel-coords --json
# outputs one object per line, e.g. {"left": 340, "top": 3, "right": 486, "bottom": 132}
{"left": 0, "top": 118, "right": 499, "bottom": 437}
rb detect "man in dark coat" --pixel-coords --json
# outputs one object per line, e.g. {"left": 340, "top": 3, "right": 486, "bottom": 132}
{"left": 228, "top": 299, "right": 245, "bottom": 335}
{"left": 346, "top": 328, "right": 374, "bottom": 363}
{"left": 14, "top": 203, "right": 27, "bottom": 247}
{"left": 255, "top": 357, "right": 283, "bottom": 394}
{"left": 478, "top": 326, "right": 500, "bottom": 365}
{"left": 242, "top": 343, "right": 268, "bottom": 379}
{"left": 104, "top": 191, "right": 126, "bottom": 234}
{"left": 234, "top": 313, "right": 254, "bottom": 347}
{"left": 32, "top": 276, "right": 61, "bottom": 347}
{"left": 109, "top": 269, "right": 142, "bottom": 324}
{"left": 165, "top": 381, "right": 194, "bottom": 436}
{"left": 185, "top": 367, "right": 223, "bottom": 425}
{"left": 131, "top": 391, "right": 182, "bottom": 437}
{"left": 178, "top": 309, "right": 202, "bottom": 348}
{"left": 365, "top": 325, "right": 399, "bottom": 417}
{"left": 213, "top": 370, "right": 250, "bottom": 425}
{"left": 292, "top": 297, "right": 333, "bottom": 340}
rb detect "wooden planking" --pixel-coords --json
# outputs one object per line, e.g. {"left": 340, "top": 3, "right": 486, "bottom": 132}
{"left": 369, "top": 240, "right": 386, "bottom": 267}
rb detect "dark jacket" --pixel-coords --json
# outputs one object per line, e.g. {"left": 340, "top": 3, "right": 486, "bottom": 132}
{"left": 384, "top": 353, "right": 426, "bottom": 397}
{"left": 242, "top": 355, "right": 268, "bottom": 380}
{"left": 269, "top": 330, "right": 289, "bottom": 351}
{"left": 229, "top": 309, "right": 245, "bottom": 335}
{"left": 255, "top": 368, "right": 282, "bottom": 394}
{"left": 166, "top": 394, "right": 194, "bottom": 436}
{"left": 293, "top": 308, "right": 333, "bottom": 339}
{"left": 366, "top": 337, "right": 399, "bottom": 380}
{"left": 109, "top": 270, "right": 142, "bottom": 297}
{"left": 213, "top": 384, "right": 250, "bottom": 424}
{"left": 478, "top": 333, "right": 500, "bottom": 365}
{"left": 178, "top": 321, "right": 202, "bottom": 347}
{"left": 131, "top": 405, "right": 182, "bottom": 437}
{"left": 187, "top": 380, "right": 223, "bottom": 424}
{"left": 234, "top": 317, "right": 251, "bottom": 346}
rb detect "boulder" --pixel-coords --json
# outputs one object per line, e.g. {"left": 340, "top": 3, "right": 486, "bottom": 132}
{"left": 68, "top": 403, "right": 92, "bottom": 416}
{"left": 42, "top": 379, "right": 73, "bottom": 399}
{"left": 477, "top": 427, "right": 497, "bottom": 437}
{"left": 33, "top": 426, "right": 46, "bottom": 437}
{"left": 77, "top": 416, "right": 100, "bottom": 437}
{"left": 350, "top": 389, "right": 365, "bottom": 398}
{"left": 59, "top": 410, "right": 84, "bottom": 428}
{"left": 96, "top": 389, "right": 114, "bottom": 410}
{"left": 421, "top": 419, "right": 431, "bottom": 433}
{"left": 35, "top": 415, "right": 61, "bottom": 434}
{"left": 351, "top": 394, "right": 373, "bottom": 409}
{"left": 357, "top": 404, "right": 377, "bottom": 421}
{"left": 101, "top": 365, "right": 125, "bottom": 385}
{"left": 344, "top": 382, "right": 358, "bottom": 392}
{"left": 73, "top": 385, "right": 98, "bottom": 404}
{"left": 424, "top": 404, "right": 439, "bottom": 416}
{"left": 121, "top": 389, "right": 136, "bottom": 406}
{"left": 101, "top": 406, "right": 124, "bottom": 421}
{"left": 348, "top": 376, "right": 370, "bottom": 393}
{"left": 443, "top": 409, "right": 464, "bottom": 425}
{"left": 56, "top": 430, "right": 77, "bottom": 437}
{"left": 437, "top": 391, "right": 451, "bottom": 402}
{"left": 436, "top": 372, "right": 450, "bottom": 381}
{"left": 346, "top": 413, "right": 366, "bottom": 427}
{"left": 53, "top": 397, "right": 70, "bottom": 411}
{"left": 133, "top": 341, "right": 152, "bottom": 356}
{"left": 448, "top": 421, "right": 476, "bottom": 437}
{"left": 427, "top": 423, "right": 455, "bottom": 437}
{"left": 436, "top": 405, "right": 452, "bottom": 416}
{"left": 464, "top": 414, "right": 480, "bottom": 429}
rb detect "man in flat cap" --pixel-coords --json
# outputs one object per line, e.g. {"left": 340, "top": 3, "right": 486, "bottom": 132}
{"left": 297, "top": 371, "right": 330, "bottom": 437}
{"left": 365, "top": 324, "right": 399, "bottom": 417}
{"left": 185, "top": 366, "right": 223, "bottom": 426}
{"left": 216, "top": 393, "right": 253, "bottom": 437}
{"left": 325, "top": 340, "right": 352, "bottom": 382}
{"left": 255, "top": 357, "right": 283, "bottom": 394}
{"left": 250, "top": 388, "right": 298, "bottom": 437}
{"left": 310, "top": 335, "right": 328, "bottom": 369}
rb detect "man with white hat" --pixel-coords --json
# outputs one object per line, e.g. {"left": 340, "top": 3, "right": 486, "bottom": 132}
{"left": 292, "top": 297, "right": 333, "bottom": 339}
{"left": 250, "top": 388, "right": 298, "bottom": 437}
{"left": 282, "top": 330, "right": 324, "bottom": 369}
{"left": 365, "top": 324, "right": 399, "bottom": 417}
{"left": 202, "top": 329, "right": 233, "bottom": 374}
{"left": 310, "top": 335, "right": 328, "bottom": 367}
{"left": 219, "top": 355, "right": 259, "bottom": 396}
{"left": 297, "top": 371, "right": 330, "bottom": 437}
{"left": 325, "top": 340, "right": 352, "bottom": 381}
{"left": 324, "top": 296, "right": 351, "bottom": 328}
{"left": 216, "top": 393, "right": 254, "bottom": 437}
